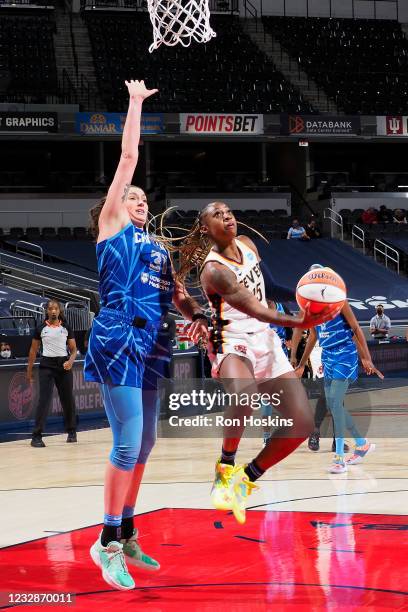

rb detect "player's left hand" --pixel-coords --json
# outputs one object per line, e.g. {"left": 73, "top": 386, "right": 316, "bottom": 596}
{"left": 294, "top": 365, "right": 305, "bottom": 378}
{"left": 63, "top": 360, "right": 73, "bottom": 371}
{"left": 186, "top": 320, "right": 209, "bottom": 345}
{"left": 361, "top": 358, "right": 384, "bottom": 379}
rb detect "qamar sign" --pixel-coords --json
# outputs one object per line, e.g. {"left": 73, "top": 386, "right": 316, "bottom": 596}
{"left": 76, "top": 112, "right": 164, "bottom": 135}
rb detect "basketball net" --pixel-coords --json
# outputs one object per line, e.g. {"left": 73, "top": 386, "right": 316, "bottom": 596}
{"left": 147, "top": 0, "right": 216, "bottom": 52}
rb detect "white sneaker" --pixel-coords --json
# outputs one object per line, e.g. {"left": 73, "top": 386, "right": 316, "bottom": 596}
{"left": 90, "top": 534, "right": 135, "bottom": 591}
{"left": 328, "top": 456, "right": 347, "bottom": 474}
{"left": 346, "top": 441, "right": 376, "bottom": 465}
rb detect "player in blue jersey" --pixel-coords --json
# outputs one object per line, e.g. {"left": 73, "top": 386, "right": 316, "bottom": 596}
{"left": 84, "top": 80, "right": 208, "bottom": 591}
{"left": 296, "top": 265, "right": 382, "bottom": 474}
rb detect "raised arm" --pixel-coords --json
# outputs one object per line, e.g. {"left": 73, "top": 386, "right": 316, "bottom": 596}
{"left": 201, "top": 262, "right": 328, "bottom": 328}
{"left": 98, "top": 80, "right": 158, "bottom": 242}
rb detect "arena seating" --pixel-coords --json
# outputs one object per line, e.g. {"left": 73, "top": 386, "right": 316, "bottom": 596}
{"left": 0, "top": 13, "right": 57, "bottom": 100}
{"left": 262, "top": 17, "right": 408, "bottom": 114}
{"left": 24, "top": 240, "right": 98, "bottom": 275}
{"left": 257, "top": 237, "right": 408, "bottom": 322}
{"left": 164, "top": 207, "right": 290, "bottom": 239}
{"left": 84, "top": 12, "right": 314, "bottom": 112}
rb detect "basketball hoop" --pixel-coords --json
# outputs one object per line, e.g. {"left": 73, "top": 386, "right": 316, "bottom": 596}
{"left": 147, "top": 0, "right": 216, "bottom": 53}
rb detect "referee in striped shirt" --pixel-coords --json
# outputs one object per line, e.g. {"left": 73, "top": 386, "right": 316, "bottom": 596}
{"left": 27, "top": 299, "right": 78, "bottom": 448}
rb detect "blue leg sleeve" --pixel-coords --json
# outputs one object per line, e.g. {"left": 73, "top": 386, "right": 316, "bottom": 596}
{"left": 136, "top": 389, "right": 160, "bottom": 464}
{"left": 100, "top": 383, "right": 143, "bottom": 472}
{"left": 325, "top": 379, "right": 348, "bottom": 456}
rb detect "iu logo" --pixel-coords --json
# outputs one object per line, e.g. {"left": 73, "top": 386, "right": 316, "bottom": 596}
{"left": 8, "top": 372, "right": 35, "bottom": 420}
{"left": 386, "top": 116, "right": 403, "bottom": 135}
{"left": 289, "top": 115, "right": 305, "bottom": 134}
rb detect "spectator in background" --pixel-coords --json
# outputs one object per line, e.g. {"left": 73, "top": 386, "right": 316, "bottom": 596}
{"left": 361, "top": 207, "right": 378, "bottom": 225}
{"left": 0, "top": 341, "right": 14, "bottom": 359}
{"left": 378, "top": 205, "right": 392, "bottom": 225}
{"left": 305, "top": 218, "right": 321, "bottom": 239}
{"left": 393, "top": 209, "right": 407, "bottom": 224}
{"left": 370, "top": 304, "right": 391, "bottom": 340}
{"left": 287, "top": 218, "right": 310, "bottom": 240}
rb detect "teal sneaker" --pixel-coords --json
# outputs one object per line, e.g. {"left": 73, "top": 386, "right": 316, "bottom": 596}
{"left": 121, "top": 529, "right": 160, "bottom": 571}
{"left": 90, "top": 535, "right": 135, "bottom": 591}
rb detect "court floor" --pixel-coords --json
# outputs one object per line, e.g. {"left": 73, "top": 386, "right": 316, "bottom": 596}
{"left": 1, "top": 432, "right": 407, "bottom": 610}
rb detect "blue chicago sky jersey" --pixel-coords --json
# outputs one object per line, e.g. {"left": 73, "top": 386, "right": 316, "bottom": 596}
{"left": 316, "top": 313, "right": 358, "bottom": 380}
{"left": 97, "top": 223, "right": 174, "bottom": 321}
{"left": 316, "top": 313, "right": 354, "bottom": 350}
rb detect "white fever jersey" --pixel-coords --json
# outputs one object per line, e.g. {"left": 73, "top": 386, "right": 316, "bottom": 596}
{"left": 202, "top": 238, "right": 269, "bottom": 335}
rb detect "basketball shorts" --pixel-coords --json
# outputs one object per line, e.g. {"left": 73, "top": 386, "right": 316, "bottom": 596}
{"left": 321, "top": 343, "right": 358, "bottom": 381}
{"left": 208, "top": 327, "right": 293, "bottom": 380}
{"left": 84, "top": 308, "right": 166, "bottom": 388}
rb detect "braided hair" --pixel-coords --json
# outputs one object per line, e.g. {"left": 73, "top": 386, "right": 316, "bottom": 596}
{"left": 149, "top": 201, "right": 268, "bottom": 285}
{"left": 147, "top": 202, "right": 216, "bottom": 285}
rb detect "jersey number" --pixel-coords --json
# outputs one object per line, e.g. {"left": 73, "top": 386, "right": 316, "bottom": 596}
{"left": 151, "top": 251, "right": 168, "bottom": 274}
{"left": 253, "top": 283, "right": 263, "bottom": 301}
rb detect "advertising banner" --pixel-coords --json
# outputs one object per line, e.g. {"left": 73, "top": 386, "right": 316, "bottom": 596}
{"left": 0, "top": 112, "right": 58, "bottom": 133}
{"left": 0, "top": 361, "right": 102, "bottom": 425}
{"left": 76, "top": 112, "right": 164, "bottom": 135}
{"left": 282, "top": 114, "right": 361, "bottom": 135}
{"left": 377, "top": 116, "right": 408, "bottom": 136}
{"left": 180, "top": 113, "right": 263, "bottom": 135}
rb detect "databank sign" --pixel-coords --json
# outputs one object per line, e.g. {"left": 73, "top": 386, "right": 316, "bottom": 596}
{"left": 76, "top": 112, "right": 164, "bottom": 135}
{"left": 180, "top": 113, "right": 263, "bottom": 135}
{"left": 377, "top": 116, "right": 408, "bottom": 136}
{"left": 282, "top": 114, "right": 361, "bottom": 136}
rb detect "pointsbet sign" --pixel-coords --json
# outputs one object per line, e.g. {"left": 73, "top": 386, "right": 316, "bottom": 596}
{"left": 180, "top": 113, "right": 263, "bottom": 135}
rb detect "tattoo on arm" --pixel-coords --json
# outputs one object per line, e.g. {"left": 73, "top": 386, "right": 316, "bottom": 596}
{"left": 207, "top": 264, "right": 238, "bottom": 297}
{"left": 121, "top": 183, "right": 131, "bottom": 203}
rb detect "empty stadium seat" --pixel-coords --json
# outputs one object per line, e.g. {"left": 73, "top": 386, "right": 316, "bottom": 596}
{"left": 42, "top": 227, "right": 57, "bottom": 240}
{"left": 84, "top": 12, "right": 314, "bottom": 113}
{"left": 9, "top": 227, "right": 24, "bottom": 240}
{"left": 25, "top": 227, "right": 41, "bottom": 241}
{"left": 0, "top": 13, "right": 57, "bottom": 100}
{"left": 57, "top": 227, "right": 73, "bottom": 240}
{"left": 263, "top": 16, "right": 408, "bottom": 114}
{"left": 73, "top": 226, "right": 89, "bottom": 240}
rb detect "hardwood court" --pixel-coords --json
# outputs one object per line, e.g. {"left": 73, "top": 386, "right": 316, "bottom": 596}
{"left": 1, "top": 432, "right": 408, "bottom": 610}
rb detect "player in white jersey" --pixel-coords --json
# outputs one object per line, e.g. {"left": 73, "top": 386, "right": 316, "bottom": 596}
{"left": 174, "top": 201, "right": 334, "bottom": 524}
{"left": 204, "top": 237, "right": 292, "bottom": 380}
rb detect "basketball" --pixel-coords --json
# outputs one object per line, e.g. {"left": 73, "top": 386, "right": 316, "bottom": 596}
{"left": 296, "top": 267, "right": 346, "bottom": 316}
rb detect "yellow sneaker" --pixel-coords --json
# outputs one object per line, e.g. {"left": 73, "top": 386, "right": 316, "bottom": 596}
{"left": 210, "top": 460, "right": 236, "bottom": 510}
{"left": 231, "top": 465, "right": 259, "bottom": 524}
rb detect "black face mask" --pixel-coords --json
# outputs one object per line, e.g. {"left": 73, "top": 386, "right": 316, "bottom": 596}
{"left": 376, "top": 309, "right": 383, "bottom": 316}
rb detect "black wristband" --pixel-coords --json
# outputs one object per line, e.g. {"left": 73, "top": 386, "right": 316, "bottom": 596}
{"left": 191, "top": 313, "right": 208, "bottom": 323}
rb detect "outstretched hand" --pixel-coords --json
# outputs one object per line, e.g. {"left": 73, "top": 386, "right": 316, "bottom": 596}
{"left": 125, "top": 79, "right": 158, "bottom": 101}
{"left": 361, "top": 358, "right": 384, "bottom": 379}
{"left": 186, "top": 320, "right": 209, "bottom": 345}
{"left": 300, "top": 302, "right": 341, "bottom": 329}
